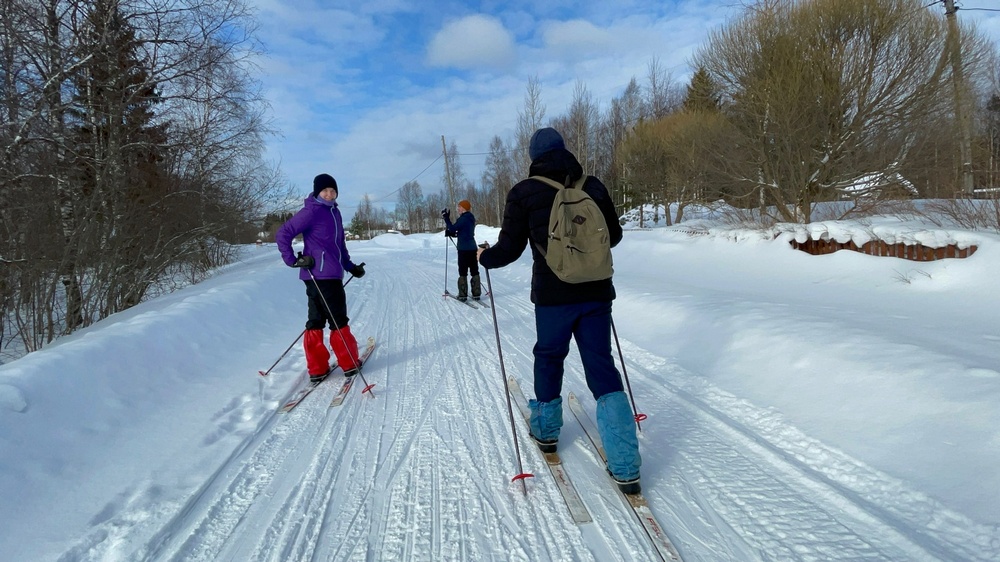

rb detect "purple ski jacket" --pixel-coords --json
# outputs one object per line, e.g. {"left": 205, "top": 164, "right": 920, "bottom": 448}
{"left": 276, "top": 196, "right": 357, "bottom": 281}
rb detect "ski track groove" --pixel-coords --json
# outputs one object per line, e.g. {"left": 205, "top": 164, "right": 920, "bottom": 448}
{"left": 151, "top": 269, "right": 390, "bottom": 562}
{"left": 242, "top": 384, "right": 357, "bottom": 561}
{"left": 82, "top": 352, "right": 347, "bottom": 562}
{"left": 311, "top": 259, "right": 495, "bottom": 561}
{"left": 608, "top": 342, "right": 994, "bottom": 561}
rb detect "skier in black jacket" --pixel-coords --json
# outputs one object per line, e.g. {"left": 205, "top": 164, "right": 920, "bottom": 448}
{"left": 477, "top": 127, "right": 641, "bottom": 494}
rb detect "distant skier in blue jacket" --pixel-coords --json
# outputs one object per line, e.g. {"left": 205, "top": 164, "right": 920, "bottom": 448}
{"left": 276, "top": 173, "right": 366, "bottom": 384}
{"left": 442, "top": 199, "right": 481, "bottom": 301}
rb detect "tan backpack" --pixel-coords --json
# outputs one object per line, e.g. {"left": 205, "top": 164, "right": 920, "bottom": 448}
{"left": 530, "top": 175, "right": 614, "bottom": 283}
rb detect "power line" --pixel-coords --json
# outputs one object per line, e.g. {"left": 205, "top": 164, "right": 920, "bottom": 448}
{"left": 910, "top": 0, "right": 943, "bottom": 17}
{"left": 371, "top": 143, "right": 520, "bottom": 203}
{"left": 955, "top": 1, "right": 1000, "bottom": 12}
{"left": 364, "top": 136, "right": 525, "bottom": 206}
{"left": 902, "top": 0, "right": 998, "bottom": 17}
{"left": 368, "top": 153, "right": 442, "bottom": 204}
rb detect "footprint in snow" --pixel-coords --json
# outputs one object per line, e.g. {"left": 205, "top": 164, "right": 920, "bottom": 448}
{"left": 0, "top": 384, "right": 28, "bottom": 413}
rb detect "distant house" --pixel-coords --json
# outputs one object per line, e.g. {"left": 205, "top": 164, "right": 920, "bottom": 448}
{"left": 836, "top": 172, "right": 918, "bottom": 201}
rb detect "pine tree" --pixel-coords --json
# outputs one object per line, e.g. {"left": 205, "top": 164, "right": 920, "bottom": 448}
{"left": 69, "top": 0, "right": 170, "bottom": 313}
{"left": 682, "top": 67, "right": 722, "bottom": 114}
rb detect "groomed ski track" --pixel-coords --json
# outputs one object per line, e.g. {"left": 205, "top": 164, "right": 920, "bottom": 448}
{"left": 54, "top": 237, "right": 997, "bottom": 562}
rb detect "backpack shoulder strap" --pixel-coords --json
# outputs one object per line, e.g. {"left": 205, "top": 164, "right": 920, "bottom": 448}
{"left": 527, "top": 175, "right": 562, "bottom": 256}
{"left": 529, "top": 175, "right": 588, "bottom": 190}
{"left": 529, "top": 175, "right": 566, "bottom": 190}
{"left": 528, "top": 175, "right": 590, "bottom": 257}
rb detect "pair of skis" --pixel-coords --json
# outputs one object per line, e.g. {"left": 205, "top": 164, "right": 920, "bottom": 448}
{"left": 278, "top": 337, "right": 376, "bottom": 413}
{"left": 508, "top": 377, "right": 682, "bottom": 561}
{"left": 442, "top": 291, "right": 489, "bottom": 309}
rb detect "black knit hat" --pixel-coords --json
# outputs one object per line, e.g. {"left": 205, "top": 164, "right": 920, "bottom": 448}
{"left": 528, "top": 127, "right": 565, "bottom": 160}
{"left": 312, "top": 173, "right": 338, "bottom": 197}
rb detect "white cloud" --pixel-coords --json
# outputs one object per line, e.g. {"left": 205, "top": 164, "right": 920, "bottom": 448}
{"left": 541, "top": 19, "right": 614, "bottom": 57}
{"left": 426, "top": 15, "right": 517, "bottom": 70}
{"left": 251, "top": 0, "right": 1000, "bottom": 223}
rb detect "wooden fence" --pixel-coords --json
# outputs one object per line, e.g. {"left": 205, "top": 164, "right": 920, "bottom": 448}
{"left": 789, "top": 238, "right": 977, "bottom": 261}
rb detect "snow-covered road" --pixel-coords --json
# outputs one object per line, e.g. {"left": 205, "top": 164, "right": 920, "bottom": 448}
{"left": 2, "top": 227, "right": 998, "bottom": 561}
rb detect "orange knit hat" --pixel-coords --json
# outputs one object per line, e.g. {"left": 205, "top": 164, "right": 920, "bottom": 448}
{"left": 458, "top": 200, "right": 471, "bottom": 211}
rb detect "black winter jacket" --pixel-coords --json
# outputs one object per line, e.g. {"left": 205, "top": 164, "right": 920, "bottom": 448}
{"left": 479, "top": 148, "right": 623, "bottom": 306}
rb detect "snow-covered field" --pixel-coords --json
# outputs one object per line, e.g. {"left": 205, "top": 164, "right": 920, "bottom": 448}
{"left": 1, "top": 220, "right": 998, "bottom": 561}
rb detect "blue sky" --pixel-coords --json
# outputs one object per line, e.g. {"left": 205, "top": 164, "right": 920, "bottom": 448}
{"left": 250, "top": 0, "right": 1000, "bottom": 220}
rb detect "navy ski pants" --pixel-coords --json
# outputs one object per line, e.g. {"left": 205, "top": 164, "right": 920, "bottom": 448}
{"left": 532, "top": 301, "right": 624, "bottom": 403}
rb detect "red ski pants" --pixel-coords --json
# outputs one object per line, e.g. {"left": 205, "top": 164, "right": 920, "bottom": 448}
{"left": 304, "top": 325, "right": 360, "bottom": 375}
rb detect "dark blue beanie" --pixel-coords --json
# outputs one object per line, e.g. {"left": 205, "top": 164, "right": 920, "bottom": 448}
{"left": 528, "top": 127, "right": 565, "bottom": 160}
{"left": 312, "top": 173, "right": 338, "bottom": 197}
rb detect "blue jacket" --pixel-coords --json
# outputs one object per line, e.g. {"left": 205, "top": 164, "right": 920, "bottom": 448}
{"left": 276, "top": 196, "right": 357, "bottom": 281}
{"left": 445, "top": 211, "right": 478, "bottom": 251}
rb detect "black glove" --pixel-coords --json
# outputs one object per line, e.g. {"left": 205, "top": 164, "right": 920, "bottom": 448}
{"left": 292, "top": 252, "right": 314, "bottom": 268}
{"left": 348, "top": 263, "right": 366, "bottom": 278}
{"left": 445, "top": 229, "right": 457, "bottom": 238}
{"left": 441, "top": 208, "right": 450, "bottom": 220}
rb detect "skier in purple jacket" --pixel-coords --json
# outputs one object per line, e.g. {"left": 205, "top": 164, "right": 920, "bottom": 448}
{"left": 276, "top": 173, "right": 366, "bottom": 384}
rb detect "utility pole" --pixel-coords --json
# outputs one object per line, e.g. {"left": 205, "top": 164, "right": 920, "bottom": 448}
{"left": 944, "top": 0, "right": 975, "bottom": 195}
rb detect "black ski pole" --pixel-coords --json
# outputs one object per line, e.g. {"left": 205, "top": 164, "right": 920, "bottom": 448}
{"left": 443, "top": 234, "right": 449, "bottom": 296}
{"left": 480, "top": 246, "right": 533, "bottom": 493}
{"left": 306, "top": 266, "right": 375, "bottom": 397}
{"left": 259, "top": 329, "right": 306, "bottom": 377}
{"left": 611, "top": 316, "right": 646, "bottom": 431}
{"left": 443, "top": 233, "right": 460, "bottom": 297}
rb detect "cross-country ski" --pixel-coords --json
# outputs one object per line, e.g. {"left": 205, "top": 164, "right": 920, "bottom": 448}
{"left": 568, "top": 392, "right": 683, "bottom": 561}
{"left": 508, "top": 376, "right": 592, "bottom": 524}
{"left": 329, "top": 337, "right": 377, "bottom": 407}
{"left": 443, "top": 291, "right": 481, "bottom": 309}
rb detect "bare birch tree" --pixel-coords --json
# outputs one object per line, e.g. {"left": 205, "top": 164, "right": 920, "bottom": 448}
{"left": 396, "top": 180, "right": 423, "bottom": 233}
{"left": 480, "top": 135, "right": 515, "bottom": 226}
{"left": 597, "top": 78, "right": 643, "bottom": 211}
{"left": 553, "top": 81, "right": 600, "bottom": 176}
{"left": 515, "top": 76, "right": 545, "bottom": 178}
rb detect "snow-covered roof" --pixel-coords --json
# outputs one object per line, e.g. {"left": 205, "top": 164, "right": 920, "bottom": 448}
{"left": 838, "top": 172, "right": 918, "bottom": 196}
